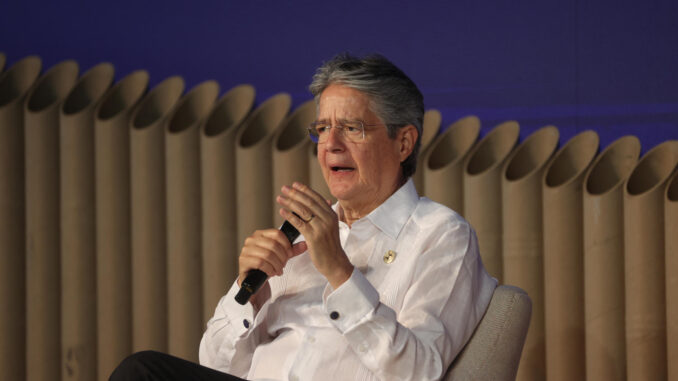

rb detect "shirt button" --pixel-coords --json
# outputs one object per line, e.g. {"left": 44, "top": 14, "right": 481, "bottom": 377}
{"left": 307, "top": 335, "right": 316, "bottom": 343}
{"left": 243, "top": 319, "right": 250, "bottom": 328}
{"left": 330, "top": 311, "right": 340, "bottom": 320}
{"left": 358, "top": 343, "right": 368, "bottom": 353}
{"left": 383, "top": 250, "right": 396, "bottom": 264}
{"left": 290, "top": 375, "right": 299, "bottom": 381}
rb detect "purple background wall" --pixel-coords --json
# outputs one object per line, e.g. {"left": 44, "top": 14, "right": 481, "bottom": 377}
{"left": 1, "top": 0, "right": 676, "bottom": 152}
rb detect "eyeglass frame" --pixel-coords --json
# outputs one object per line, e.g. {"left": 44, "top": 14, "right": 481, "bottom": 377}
{"left": 307, "top": 120, "right": 385, "bottom": 144}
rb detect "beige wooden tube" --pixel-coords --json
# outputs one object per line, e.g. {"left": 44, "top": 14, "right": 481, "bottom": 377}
{"left": 97, "top": 77, "right": 183, "bottom": 379}
{"left": 502, "top": 125, "right": 559, "bottom": 381}
{"left": 130, "top": 76, "right": 185, "bottom": 353}
{"left": 623, "top": 140, "right": 678, "bottom": 381}
{"left": 272, "top": 99, "right": 316, "bottom": 226}
{"left": 0, "top": 55, "right": 41, "bottom": 381}
{"left": 583, "top": 135, "right": 640, "bottom": 381}
{"left": 542, "top": 130, "right": 599, "bottom": 381}
{"left": 94, "top": 70, "right": 148, "bottom": 358}
{"left": 201, "top": 84, "right": 255, "bottom": 323}
{"left": 25, "top": 60, "right": 79, "bottom": 381}
{"left": 422, "top": 116, "right": 480, "bottom": 215}
{"left": 235, "top": 93, "right": 291, "bottom": 246}
{"left": 165, "top": 81, "right": 219, "bottom": 362}
{"left": 413, "top": 109, "right": 442, "bottom": 194}
{"left": 59, "top": 62, "right": 115, "bottom": 381}
{"left": 666, "top": 170, "right": 678, "bottom": 381}
{"left": 463, "top": 121, "right": 520, "bottom": 282}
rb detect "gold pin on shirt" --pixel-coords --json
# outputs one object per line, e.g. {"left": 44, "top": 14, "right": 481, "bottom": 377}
{"left": 383, "top": 250, "right": 396, "bottom": 264}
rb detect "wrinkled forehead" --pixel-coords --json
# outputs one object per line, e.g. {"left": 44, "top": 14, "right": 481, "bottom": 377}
{"left": 316, "top": 84, "right": 377, "bottom": 123}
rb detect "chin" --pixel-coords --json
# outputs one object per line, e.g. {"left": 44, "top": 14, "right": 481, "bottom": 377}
{"left": 328, "top": 182, "right": 358, "bottom": 202}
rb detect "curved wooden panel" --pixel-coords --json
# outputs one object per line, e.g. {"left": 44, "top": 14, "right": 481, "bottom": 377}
{"left": 413, "top": 109, "right": 442, "bottom": 193}
{"left": 623, "top": 140, "right": 678, "bottom": 381}
{"left": 94, "top": 69, "right": 149, "bottom": 378}
{"left": 272, "top": 99, "right": 315, "bottom": 226}
{"left": 463, "top": 121, "right": 520, "bottom": 282}
{"left": 60, "top": 62, "right": 115, "bottom": 381}
{"left": 666, "top": 170, "right": 678, "bottom": 381}
{"left": 235, "top": 93, "right": 291, "bottom": 246}
{"left": 129, "top": 76, "right": 185, "bottom": 353}
{"left": 201, "top": 84, "right": 255, "bottom": 323}
{"left": 25, "top": 59, "right": 79, "bottom": 381}
{"left": 501, "top": 125, "right": 559, "bottom": 381}
{"left": 422, "top": 115, "right": 480, "bottom": 215}
{"left": 583, "top": 135, "right": 640, "bottom": 381}
{"left": 166, "top": 80, "right": 219, "bottom": 362}
{"left": 542, "top": 130, "right": 599, "bottom": 381}
{"left": 0, "top": 55, "right": 41, "bottom": 381}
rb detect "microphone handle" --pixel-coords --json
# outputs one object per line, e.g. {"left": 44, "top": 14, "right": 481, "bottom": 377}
{"left": 234, "top": 220, "right": 300, "bottom": 305}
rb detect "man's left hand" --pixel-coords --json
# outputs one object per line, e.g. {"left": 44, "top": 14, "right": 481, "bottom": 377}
{"left": 276, "top": 182, "right": 353, "bottom": 289}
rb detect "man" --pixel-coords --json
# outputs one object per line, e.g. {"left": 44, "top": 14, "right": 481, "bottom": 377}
{"left": 111, "top": 53, "right": 496, "bottom": 381}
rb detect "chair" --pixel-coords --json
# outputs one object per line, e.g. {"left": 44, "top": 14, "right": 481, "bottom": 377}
{"left": 444, "top": 285, "right": 532, "bottom": 381}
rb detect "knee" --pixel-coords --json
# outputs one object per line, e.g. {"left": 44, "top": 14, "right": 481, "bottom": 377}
{"left": 109, "top": 351, "right": 163, "bottom": 380}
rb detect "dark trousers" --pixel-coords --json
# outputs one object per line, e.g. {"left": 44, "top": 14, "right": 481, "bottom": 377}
{"left": 109, "top": 350, "right": 247, "bottom": 381}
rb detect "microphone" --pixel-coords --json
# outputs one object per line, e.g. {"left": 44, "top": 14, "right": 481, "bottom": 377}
{"left": 234, "top": 220, "right": 300, "bottom": 305}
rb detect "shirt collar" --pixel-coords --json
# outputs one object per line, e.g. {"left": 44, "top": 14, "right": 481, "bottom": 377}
{"left": 333, "top": 178, "right": 419, "bottom": 240}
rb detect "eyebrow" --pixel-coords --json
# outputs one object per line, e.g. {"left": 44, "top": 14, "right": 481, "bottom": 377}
{"left": 314, "top": 118, "right": 361, "bottom": 125}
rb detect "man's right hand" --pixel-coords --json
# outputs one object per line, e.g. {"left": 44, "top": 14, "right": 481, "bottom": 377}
{"left": 237, "top": 228, "right": 307, "bottom": 287}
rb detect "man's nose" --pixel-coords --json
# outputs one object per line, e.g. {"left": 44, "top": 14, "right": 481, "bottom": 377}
{"left": 325, "top": 126, "right": 345, "bottom": 150}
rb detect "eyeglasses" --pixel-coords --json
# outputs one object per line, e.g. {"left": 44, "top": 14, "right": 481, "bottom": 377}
{"left": 307, "top": 120, "right": 381, "bottom": 143}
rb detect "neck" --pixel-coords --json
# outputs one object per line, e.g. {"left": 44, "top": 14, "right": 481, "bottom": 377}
{"left": 337, "top": 176, "right": 407, "bottom": 227}
{"left": 337, "top": 202, "right": 371, "bottom": 227}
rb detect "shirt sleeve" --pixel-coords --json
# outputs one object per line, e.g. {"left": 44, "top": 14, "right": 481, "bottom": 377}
{"left": 322, "top": 222, "right": 496, "bottom": 381}
{"left": 198, "top": 280, "right": 272, "bottom": 377}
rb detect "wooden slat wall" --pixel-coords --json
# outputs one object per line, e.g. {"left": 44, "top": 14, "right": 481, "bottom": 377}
{"left": 60, "top": 62, "right": 115, "bottom": 381}
{"left": 25, "top": 60, "right": 80, "bottom": 381}
{"left": 1, "top": 54, "right": 677, "bottom": 380}
{"left": 542, "top": 131, "right": 599, "bottom": 381}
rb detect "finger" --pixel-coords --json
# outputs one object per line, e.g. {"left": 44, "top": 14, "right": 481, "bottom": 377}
{"left": 292, "top": 182, "right": 330, "bottom": 210}
{"left": 239, "top": 251, "right": 280, "bottom": 278}
{"left": 277, "top": 194, "right": 314, "bottom": 223}
{"left": 279, "top": 207, "right": 308, "bottom": 233}
{"left": 291, "top": 241, "right": 308, "bottom": 257}
{"left": 248, "top": 231, "right": 294, "bottom": 267}
{"left": 256, "top": 229, "right": 296, "bottom": 257}
{"left": 280, "top": 184, "right": 328, "bottom": 222}
{"left": 242, "top": 241, "right": 285, "bottom": 272}
{"left": 241, "top": 233, "right": 290, "bottom": 275}
{"left": 289, "top": 183, "right": 336, "bottom": 224}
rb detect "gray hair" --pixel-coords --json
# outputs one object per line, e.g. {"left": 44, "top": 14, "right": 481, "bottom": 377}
{"left": 309, "top": 53, "right": 424, "bottom": 179}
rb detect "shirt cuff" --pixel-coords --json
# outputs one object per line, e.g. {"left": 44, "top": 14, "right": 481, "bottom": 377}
{"left": 220, "top": 281, "right": 257, "bottom": 337}
{"left": 323, "top": 268, "right": 379, "bottom": 332}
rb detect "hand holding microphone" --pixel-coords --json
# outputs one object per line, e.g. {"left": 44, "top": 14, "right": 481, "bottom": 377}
{"left": 235, "top": 219, "right": 301, "bottom": 304}
{"left": 235, "top": 182, "right": 352, "bottom": 304}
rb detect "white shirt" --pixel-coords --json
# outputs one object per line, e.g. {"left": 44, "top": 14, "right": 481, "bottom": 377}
{"left": 199, "top": 179, "right": 496, "bottom": 381}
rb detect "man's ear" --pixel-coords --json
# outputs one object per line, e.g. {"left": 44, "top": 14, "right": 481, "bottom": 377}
{"left": 398, "top": 125, "right": 418, "bottom": 162}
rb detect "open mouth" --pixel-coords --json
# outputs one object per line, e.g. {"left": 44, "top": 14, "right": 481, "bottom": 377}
{"left": 331, "top": 166, "right": 355, "bottom": 172}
